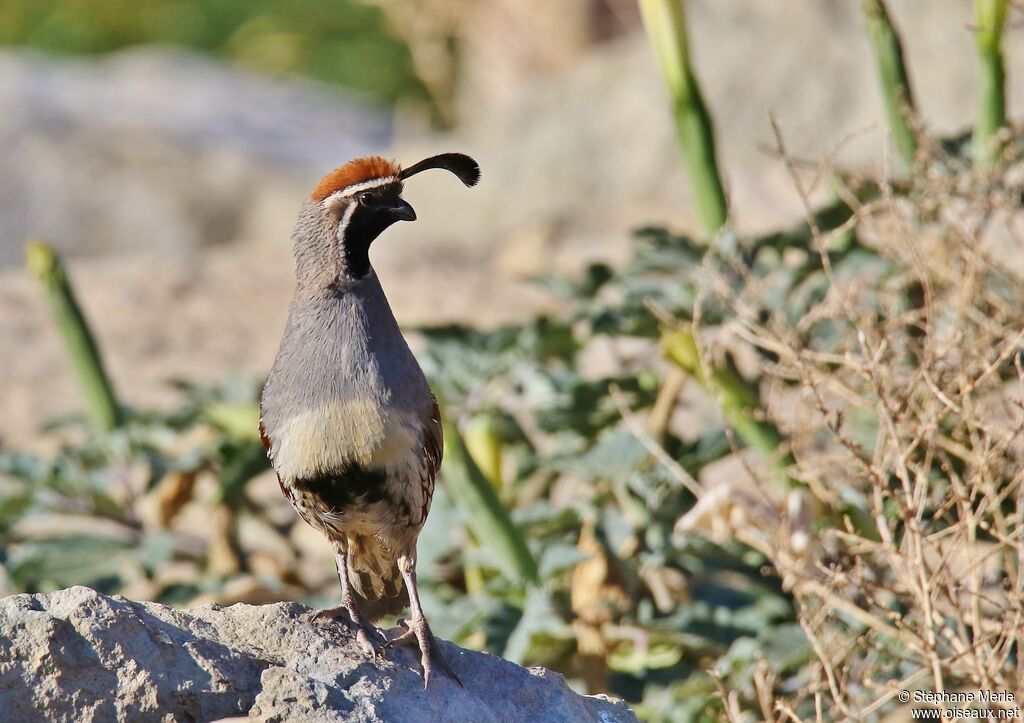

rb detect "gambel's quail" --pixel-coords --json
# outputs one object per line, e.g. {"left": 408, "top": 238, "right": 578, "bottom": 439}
{"left": 259, "top": 152, "right": 480, "bottom": 686}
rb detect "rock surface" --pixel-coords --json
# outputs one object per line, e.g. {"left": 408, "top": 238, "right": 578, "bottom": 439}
{"left": 0, "top": 586, "right": 635, "bottom": 723}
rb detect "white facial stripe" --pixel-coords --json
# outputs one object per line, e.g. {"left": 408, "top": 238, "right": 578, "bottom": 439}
{"left": 327, "top": 175, "right": 400, "bottom": 201}
{"left": 336, "top": 200, "right": 359, "bottom": 242}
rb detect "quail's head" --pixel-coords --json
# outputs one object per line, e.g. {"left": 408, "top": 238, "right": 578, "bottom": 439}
{"left": 293, "top": 153, "right": 480, "bottom": 283}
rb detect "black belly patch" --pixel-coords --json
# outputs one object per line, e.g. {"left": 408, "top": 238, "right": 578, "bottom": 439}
{"left": 291, "top": 464, "right": 389, "bottom": 514}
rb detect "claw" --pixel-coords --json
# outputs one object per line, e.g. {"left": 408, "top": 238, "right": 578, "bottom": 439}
{"left": 311, "top": 605, "right": 383, "bottom": 658}
{"left": 392, "top": 554, "right": 463, "bottom": 687}
{"left": 382, "top": 624, "right": 416, "bottom": 652}
{"left": 383, "top": 617, "right": 462, "bottom": 687}
{"left": 311, "top": 605, "right": 351, "bottom": 624}
{"left": 422, "top": 627, "right": 462, "bottom": 688}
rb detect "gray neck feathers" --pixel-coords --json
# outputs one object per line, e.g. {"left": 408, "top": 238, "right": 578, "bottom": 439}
{"left": 261, "top": 268, "right": 430, "bottom": 437}
{"left": 291, "top": 199, "right": 345, "bottom": 293}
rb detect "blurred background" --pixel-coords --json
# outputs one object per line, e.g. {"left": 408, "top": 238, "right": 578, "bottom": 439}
{"left": 2, "top": 1, "right": 1023, "bottom": 720}
{"left": 7, "top": 0, "right": 1024, "bottom": 444}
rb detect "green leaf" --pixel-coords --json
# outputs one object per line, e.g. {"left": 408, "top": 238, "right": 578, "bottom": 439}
{"left": 537, "top": 543, "right": 591, "bottom": 581}
{"left": 502, "top": 586, "right": 570, "bottom": 663}
{"left": 7, "top": 535, "right": 136, "bottom": 592}
{"left": 203, "top": 401, "right": 261, "bottom": 442}
{"left": 609, "top": 640, "right": 684, "bottom": 674}
{"left": 210, "top": 441, "right": 270, "bottom": 505}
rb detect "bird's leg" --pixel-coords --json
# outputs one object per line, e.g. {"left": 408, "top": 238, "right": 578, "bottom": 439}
{"left": 384, "top": 551, "right": 462, "bottom": 688}
{"left": 312, "top": 538, "right": 382, "bottom": 657}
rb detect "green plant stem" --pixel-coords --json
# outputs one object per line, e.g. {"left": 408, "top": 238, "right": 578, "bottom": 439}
{"left": 25, "top": 240, "right": 122, "bottom": 431}
{"left": 638, "top": 0, "right": 728, "bottom": 235}
{"left": 464, "top": 413, "right": 504, "bottom": 492}
{"left": 662, "top": 328, "right": 797, "bottom": 489}
{"left": 973, "top": 0, "right": 1007, "bottom": 165}
{"left": 442, "top": 419, "right": 538, "bottom": 584}
{"left": 461, "top": 413, "right": 506, "bottom": 592}
{"left": 663, "top": 329, "right": 882, "bottom": 538}
{"left": 863, "top": 0, "right": 918, "bottom": 167}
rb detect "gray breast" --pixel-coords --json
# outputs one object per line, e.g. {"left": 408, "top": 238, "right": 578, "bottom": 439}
{"left": 260, "top": 271, "right": 434, "bottom": 486}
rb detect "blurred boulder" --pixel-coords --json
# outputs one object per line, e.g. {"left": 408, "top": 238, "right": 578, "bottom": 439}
{"left": 0, "top": 47, "right": 390, "bottom": 266}
{"left": 4, "top": 1, "right": 1023, "bottom": 449}
{"left": 404, "top": 0, "right": 1024, "bottom": 282}
{"left": 0, "top": 586, "right": 635, "bottom": 722}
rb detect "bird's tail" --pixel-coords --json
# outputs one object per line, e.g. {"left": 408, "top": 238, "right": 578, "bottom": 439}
{"left": 347, "top": 535, "right": 408, "bottom": 621}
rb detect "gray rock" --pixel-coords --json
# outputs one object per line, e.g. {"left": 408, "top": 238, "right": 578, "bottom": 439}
{"left": 0, "top": 586, "right": 635, "bottom": 723}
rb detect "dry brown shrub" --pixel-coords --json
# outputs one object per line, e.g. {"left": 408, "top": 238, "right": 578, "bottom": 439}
{"left": 687, "top": 128, "right": 1024, "bottom": 719}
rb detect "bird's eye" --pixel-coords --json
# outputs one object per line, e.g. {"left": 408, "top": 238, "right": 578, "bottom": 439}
{"left": 358, "top": 191, "right": 374, "bottom": 206}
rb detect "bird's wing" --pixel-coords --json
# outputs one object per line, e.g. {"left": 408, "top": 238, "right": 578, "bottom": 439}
{"left": 417, "top": 396, "right": 444, "bottom": 524}
{"left": 260, "top": 415, "right": 297, "bottom": 503}
{"left": 258, "top": 417, "right": 273, "bottom": 459}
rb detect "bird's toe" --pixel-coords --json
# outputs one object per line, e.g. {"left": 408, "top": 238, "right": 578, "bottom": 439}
{"left": 311, "top": 605, "right": 384, "bottom": 658}
{"left": 381, "top": 623, "right": 417, "bottom": 652}
{"left": 310, "top": 605, "right": 353, "bottom": 624}
{"left": 356, "top": 627, "right": 379, "bottom": 658}
{"left": 425, "top": 635, "right": 462, "bottom": 688}
{"left": 401, "top": 618, "right": 462, "bottom": 688}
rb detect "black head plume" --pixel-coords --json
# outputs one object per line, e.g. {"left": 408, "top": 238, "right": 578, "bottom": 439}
{"left": 399, "top": 153, "right": 480, "bottom": 187}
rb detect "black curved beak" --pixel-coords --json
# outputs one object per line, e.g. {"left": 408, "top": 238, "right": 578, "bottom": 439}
{"left": 386, "top": 198, "right": 417, "bottom": 222}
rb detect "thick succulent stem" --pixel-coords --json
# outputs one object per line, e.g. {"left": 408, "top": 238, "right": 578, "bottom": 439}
{"left": 463, "top": 413, "right": 504, "bottom": 492}
{"left": 662, "top": 328, "right": 797, "bottom": 489}
{"left": 638, "top": 0, "right": 728, "bottom": 236}
{"left": 461, "top": 413, "right": 504, "bottom": 592}
{"left": 25, "top": 240, "right": 122, "bottom": 431}
{"left": 863, "top": 0, "right": 918, "bottom": 168}
{"left": 442, "top": 419, "right": 538, "bottom": 584}
{"left": 662, "top": 331, "right": 882, "bottom": 538}
{"left": 973, "top": 0, "right": 1007, "bottom": 166}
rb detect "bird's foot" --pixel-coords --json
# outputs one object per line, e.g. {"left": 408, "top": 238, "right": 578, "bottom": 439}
{"left": 310, "top": 605, "right": 383, "bottom": 658}
{"left": 383, "top": 617, "right": 462, "bottom": 688}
